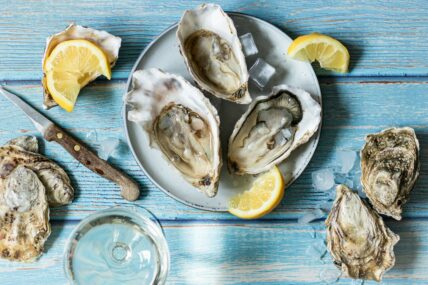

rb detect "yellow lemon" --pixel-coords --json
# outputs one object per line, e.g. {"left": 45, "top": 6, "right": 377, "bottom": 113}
{"left": 229, "top": 166, "right": 285, "bottom": 219}
{"left": 287, "top": 33, "right": 350, "bottom": 73}
{"left": 45, "top": 39, "right": 111, "bottom": 112}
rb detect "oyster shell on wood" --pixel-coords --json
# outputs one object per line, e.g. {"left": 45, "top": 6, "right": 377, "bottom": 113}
{"left": 228, "top": 84, "right": 321, "bottom": 175}
{"left": 0, "top": 165, "right": 51, "bottom": 262}
{"left": 0, "top": 136, "right": 74, "bottom": 206}
{"left": 326, "top": 184, "right": 399, "bottom": 282}
{"left": 124, "top": 68, "right": 222, "bottom": 197}
{"left": 361, "top": 127, "right": 420, "bottom": 220}
{"left": 42, "top": 23, "right": 122, "bottom": 109}
{"left": 177, "top": 3, "right": 251, "bottom": 104}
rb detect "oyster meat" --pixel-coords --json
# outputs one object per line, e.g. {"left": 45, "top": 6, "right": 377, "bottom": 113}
{"left": 361, "top": 127, "right": 420, "bottom": 220}
{"left": 326, "top": 184, "right": 399, "bottom": 282}
{"left": 0, "top": 165, "right": 51, "bottom": 262}
{"left": 228, "top": 84, "right": 321, "bottom": 175}
{"left": 125, "top": 68, "right": 222, "bottom": 197}
{"left": 0, "top": 136, "right": 74, "bottom": 206}
{"left": 42, "top": 23, "right": 122, "bottom": 109}
{"left": 177, "top": 4, "right": 251, "bottom": 104}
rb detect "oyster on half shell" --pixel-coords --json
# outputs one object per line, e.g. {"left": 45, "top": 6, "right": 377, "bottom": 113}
{"left": 0, "top": 165, "right": 51, "bottom": 262}
{"left": 125, "top": 68, "right": 222, "bottom": 197}
{"left": 361, "top": 127, "right": 420, "bottom": 220}
{"left": 326, "top": 184, "right": 399, "bottom": 282}
{"left": 177, "top": 4, "right": 251, "bottom": 104}
{"left": 228, "top": 85, "right": 321, "bottom": 175}
{"left": 42, "top": 23, "right": 122, "bottom": 109}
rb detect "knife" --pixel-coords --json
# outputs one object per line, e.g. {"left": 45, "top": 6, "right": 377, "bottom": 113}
{"left": 0, "top": 86, "right": 140, "bottom": 201}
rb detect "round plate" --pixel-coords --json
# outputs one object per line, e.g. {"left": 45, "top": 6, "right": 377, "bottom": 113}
{"left": 123, "top": 13, "right": 321, "bottom": 211}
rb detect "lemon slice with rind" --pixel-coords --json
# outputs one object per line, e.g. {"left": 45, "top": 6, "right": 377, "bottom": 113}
{"left": 229, "top": 166, "right": 285, "bottom": 219}
{"left": 287, "top": 33, "right": 350, "bottom": 73}
{"left": 45, "top": 39, "right": 111, "bottom": 112}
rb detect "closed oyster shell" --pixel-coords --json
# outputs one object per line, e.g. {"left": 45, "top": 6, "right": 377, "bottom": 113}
{"left": 177, "top": 4, "right": 251, "bottom": 104}
{"left": 124, "top": 68, "right": 222, "bottom": 197}
{"left": 0, "top": 137, "right": 74, "bottom": 206}
{"left": 361, "top": 127, "right": 420, "bottom": 220}
{"left": 0, "top": 166, "right": 51, "bottom": 262}
{"left": 228, "top": 84, "right": 321, "bottom": 175}
{"left": 326, "top": 184, "right": 399, "bottom": 282}
{"left": 42, "top": 23, "right": 122, "bottom": 109}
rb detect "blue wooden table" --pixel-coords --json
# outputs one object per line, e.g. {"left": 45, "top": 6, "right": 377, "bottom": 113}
{"left": 1, "top": 0, "right": 428, "bottom": 284}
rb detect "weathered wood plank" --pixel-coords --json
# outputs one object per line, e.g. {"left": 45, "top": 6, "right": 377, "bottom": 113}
{"left": 1, "top": 0, "right": 428, "bottom": 80}
{"left": 0, "top": 80, "right": 427, "bottom": 220}
{"left": 0, "top": 219, "right": 426, "bottom": 284}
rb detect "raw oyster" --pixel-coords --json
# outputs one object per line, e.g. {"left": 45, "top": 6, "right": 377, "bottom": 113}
{"left": 42, "top": 23, "right": 122, "bottom": 109}
{"left": 125, "top": 68, "right": 222, "bottom": 197}
{"left": 326, "top": 184, "right": 399, "bottom": 282}
{"left": 0, "top": 136, "right": 74, "bottom": 206}
{"left": 228, "top": 84, "right": 321, "bottom": 175}
{"left": 361, "top": 127, "right": 419, "bottom": 220}
{"left": 177, "top": 3, "right": 251, "bottom": 104}
{"left": 0, "top": 166, "right": 51, "bottom": 262}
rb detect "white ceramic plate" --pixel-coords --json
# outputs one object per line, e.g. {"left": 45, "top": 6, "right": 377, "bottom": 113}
{"left": 123, "top": 13, "right": 321, "bottom": 211}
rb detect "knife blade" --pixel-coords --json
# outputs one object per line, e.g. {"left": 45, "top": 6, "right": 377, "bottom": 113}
{"left": 0, "top": 86, "right": 140, "bottom": 201}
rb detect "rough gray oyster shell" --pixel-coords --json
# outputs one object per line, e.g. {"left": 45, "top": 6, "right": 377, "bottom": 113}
{"left": 0, "top": 165, "right": 51, "bottom": 262}
{"left": 326, "top": 184, "right": 399, "bottom": 282}
{"left": 0, "top": 136, "right": 74, "bottom": 206}
{"left": 361, "top": 127, "right": 420, "bottom": 220}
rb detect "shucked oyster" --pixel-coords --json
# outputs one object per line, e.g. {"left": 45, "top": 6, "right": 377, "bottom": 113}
{"left": 177, "top": 4, "right": 251, "bottom": 104}
{"left": 326, "top": 185, "right": 399, "bottom": 282}
{"left": 42, "top": 23, "right": 122, "bottom": 109}
{"left": 125, "top": 68, "right": 222, "bottom": 197}
{"left": 361, "top": 127, "right": 420, "bottom": 220}
{"left": 0, "top": 136, "right": 74, "bottom": 206}
{"left": 0, "top": 165, "right": 51, "bottom": 262}
{"left": 228, "top": 85, "right": 321, "bottom": 175}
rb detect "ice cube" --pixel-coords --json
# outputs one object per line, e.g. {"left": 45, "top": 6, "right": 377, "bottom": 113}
{"left": 334, "top": 173, "right": 347, "bottom": 184}
{"left": 98, "top": 138, "right": 128, "bottom": 161}
{"left": 249, "top": 58, "right": 276, "bottom": 89}
{"left": 305, "top": 239, "right": 327, "bottom": 260}
{"left": 319, "top": 268, "right": 341, "bottom": 284}
{"left": 337, "top": 150, "right": 357, "bottom": 173}
{"left": 239, "top": 33, "right": 258, "bottom": 56}
{"left": 312, "top": 169, "right": 335, "bottom": 191}
{"left": 86, "top": 130, "right": 98, "bottom": 142}
{"left": 298, "top": 208, "right": 325, "bottom": 224}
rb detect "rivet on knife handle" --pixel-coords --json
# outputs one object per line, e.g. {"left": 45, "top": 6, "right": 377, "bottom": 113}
{"left": 44, "top": 124, "right": 140, "bottom": 201}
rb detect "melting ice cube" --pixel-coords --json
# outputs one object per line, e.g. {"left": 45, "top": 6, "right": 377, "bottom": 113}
{"left": 336, "top": 150, "right": 357, "bottom": 173}
{"left": 298, "top": 208, "right": 325, "bottom": 224}
{"left": 319, "top": 268, "right": 341, "bottom": 284}
{"left": 98, "top": 138, "right": 128, "bottom": 161}
{"left": 312, "top": 168, "right": 335, "bottom": 191}
{"left": 239, "top": 33, "right": 258, "bottom": 56}
{"left": 249, "top": 58, "right": 276, "bottom": 89}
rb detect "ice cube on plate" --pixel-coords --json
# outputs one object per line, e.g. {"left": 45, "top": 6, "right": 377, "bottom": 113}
{"left": 249, "top": 58, "right": 276, "bottom": 89}
{"left": 239, "top": 33, "right": 258, "bottom": 56}
{"left": 312, "top": 168, "right": 335, "bottom": 191}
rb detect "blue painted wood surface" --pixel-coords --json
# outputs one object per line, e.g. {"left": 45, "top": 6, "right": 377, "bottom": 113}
{"left": 0, "top": 0, "right": 428, "bottom": 284}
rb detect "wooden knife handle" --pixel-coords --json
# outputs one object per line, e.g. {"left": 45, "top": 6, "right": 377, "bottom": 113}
{"left": 44, "top": 124, "right": 140, "bottom": 201}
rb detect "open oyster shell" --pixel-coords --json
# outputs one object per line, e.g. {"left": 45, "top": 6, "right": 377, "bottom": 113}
{"left": 0, "top": 136, "right": 74, "bottom": 206}
{"left": 361, "top": 127, "right": 420, "bottom": 220}
{"left": 177, "top": 4, "right": 251, "bottom": 104}
{"left": 228, "top": 84, "right": 321, "bottom": 175}
{"left": 42, "top": 23, "right": 122, "bottom": 109}
{"left": 0, "top": 165, "right": 51, "bottom": 262}
{"left": 124, "top": 68, "right": 222, "bottom": 197}
{"left": 326, "top": 184, "right": 399, "bottom": 282}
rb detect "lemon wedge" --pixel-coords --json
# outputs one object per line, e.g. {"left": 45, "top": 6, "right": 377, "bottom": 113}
{"left": 44, "top": 39, "right": 111, "bottom": 112}
{"left": 287, "top": 33, "right": 350, "bottom": 73}
{"left": 229, "top": 166, "right": 285, "bottom": 219}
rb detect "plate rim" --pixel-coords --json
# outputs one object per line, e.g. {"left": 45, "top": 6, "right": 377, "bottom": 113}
{"left": 122, "top": 12, "right": 322, "bottom": 212}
